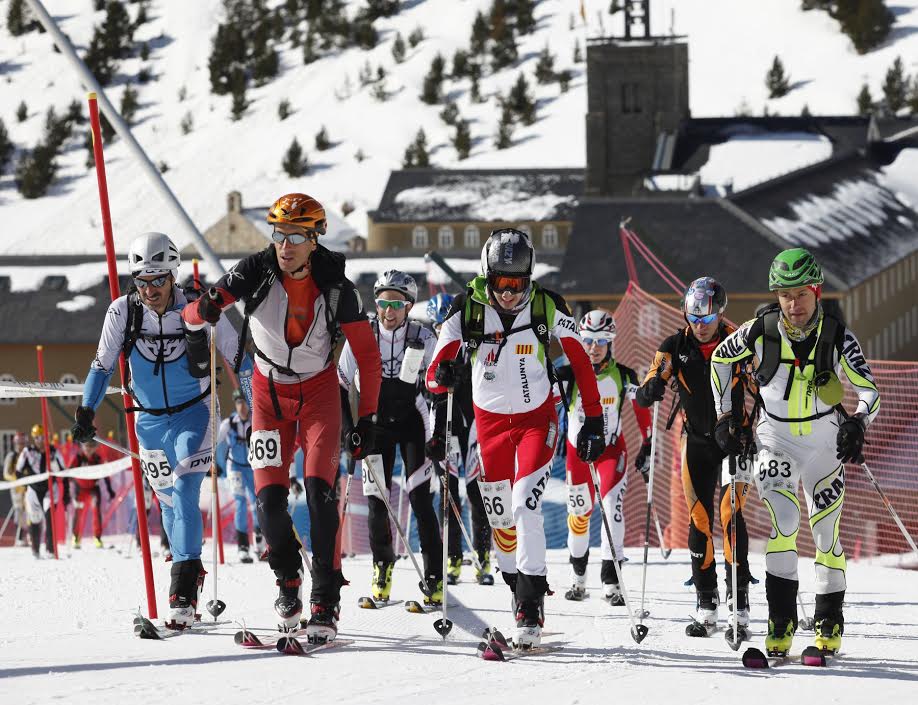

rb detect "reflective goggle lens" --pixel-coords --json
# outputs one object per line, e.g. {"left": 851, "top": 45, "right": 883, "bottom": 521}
{"left": 376, "top": 299, "right": 409, "bottom": 310}
{"left": 686, "top": 312, "right": 719, "bottom": 325}
{"left": 488, "top": 275, "right": 529, "bottom": 293}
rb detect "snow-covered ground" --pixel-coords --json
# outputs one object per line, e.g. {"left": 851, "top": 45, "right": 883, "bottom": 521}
{"left": 1, "top": 0, "right": 916, "bottom": 258}
{"left": 1, "top": 545, "right": 917, "bottom": 704}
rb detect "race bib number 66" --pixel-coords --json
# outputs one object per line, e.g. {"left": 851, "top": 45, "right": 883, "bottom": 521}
{"left": 139, "top": 448, "right": 173, "bottom": 492}
{"left": 479, "top": 479, "right": 514, "bottom": 529}
{"left": 248, "top": 429, "right": 281, "bottom": 469}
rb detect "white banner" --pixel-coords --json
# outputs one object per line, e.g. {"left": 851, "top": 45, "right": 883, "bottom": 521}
{"left": 0, "top": 457, "right": 131, "bottom": 490}
{"left": 0, "top": 381, "right": 121, "bottom": 398}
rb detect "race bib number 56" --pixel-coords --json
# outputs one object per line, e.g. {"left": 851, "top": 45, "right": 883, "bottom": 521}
{"left": 248, "top": 429, "right": 281, "bottom": 469}
{"left": 567, "top": 482, "right": 592, "bottom": 516}
{"left": 479, "top": 479, "right": 513, "bottom": 529}
{"left": 139, "top": 448, "right": 173, "bottom": 492}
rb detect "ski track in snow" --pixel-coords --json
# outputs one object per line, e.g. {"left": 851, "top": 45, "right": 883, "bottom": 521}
{"left": 1, "top": 547, "right": 917, "bottom": 704}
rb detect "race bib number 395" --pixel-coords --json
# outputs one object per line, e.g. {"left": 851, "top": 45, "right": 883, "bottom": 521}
{"left": 248, "top": 429, "right": 281, "bottom": 469}
{"left": 479, "top": 479, "right": 514, "bottom": 529}
{"left": 139, "top": 448, "right": 173, "bottom": 492}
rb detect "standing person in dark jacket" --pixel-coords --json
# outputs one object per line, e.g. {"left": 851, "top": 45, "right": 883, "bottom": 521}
{"left": 69, "top": 439, "right": 115, "bottom": 549}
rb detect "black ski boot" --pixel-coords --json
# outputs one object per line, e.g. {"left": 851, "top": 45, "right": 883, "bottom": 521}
{"left": 274, "top": 569, "right": 304, "bottom": 631}
{"left": 166, "top": 560, "right": 201, "bottom": 630}
{"left": 305, "top": 602, "right": 340, "bottom": 644}
{"left": 601, "top": 559, "right": 625, "bottom": 606}
{"left": 565, "top": 552, "right": 588, "bottom": 601}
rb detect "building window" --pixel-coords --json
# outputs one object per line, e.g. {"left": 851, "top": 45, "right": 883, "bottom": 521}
{"left": 0, "top": 374, "right": 15, "bottom": 406}
{"left": 542, "top": 224, "right": 559, "bottom": 249}
{"left": 621, "top": 82, "right": 642, "bottom": 114}
{"left": 438, "top": 226, "right": 454, "bottom": 249}
{"left": 464, "top": 225, "right": 480, "bottom": 249}
{"left": 0, "top": 430, "right": 17, "bottom": 460}
{"left": 411, "top": 226, "right": 429, "bottom": 249}
{"left": 516, "top": 224, "right": 532, "bottom": 238}
{"left": 60, "top": 373, "right": 80, "bottom": 406}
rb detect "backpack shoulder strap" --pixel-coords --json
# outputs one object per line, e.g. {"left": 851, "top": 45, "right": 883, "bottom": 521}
{"left": 754, "top": 308, "right": 782, "bottom": 387}
{"left": 234, "top": 259, "right": 276, "bottom": 373}
{"left": 122, "top": 292, "right": 144, "bottom": 359}
{"left": 462, "top": 287, "right": 486, "bottom": 350}
{"left": 530, "top": 289, "right": 550, "bottom": 349}
{"left": 814, "top": 312, "right": 843, "bottom": 376}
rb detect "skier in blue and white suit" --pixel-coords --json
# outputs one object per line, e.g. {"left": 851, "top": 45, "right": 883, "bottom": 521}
{"left": 70, "top": 232, "right": 253, "bottom": 629}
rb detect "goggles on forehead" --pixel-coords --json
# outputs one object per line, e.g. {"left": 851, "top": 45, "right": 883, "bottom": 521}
{"left": 686, "top": 312, "right": 719, "bottom": 325}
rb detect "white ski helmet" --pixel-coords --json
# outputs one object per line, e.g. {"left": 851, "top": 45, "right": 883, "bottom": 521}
{"left": 578, "top": 310, "right": 616, "bottom": 341}
{"left": 128, "top": 232, "right": 181, "bottom": 277}
{"left": 374, "top": 270, "right": 418, "bottom": 303}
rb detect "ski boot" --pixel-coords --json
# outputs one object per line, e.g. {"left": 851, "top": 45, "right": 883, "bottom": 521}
{"left": 565, "top": 567, "right": 587, "bottom": 601}
{"left": 765, "top": 616, "right": 797, "bottom": 656}
{"left": 686, "top": 590, "right": 719, "bottom": 637}
{"left": 274, "top": 569, "right": 304, "bottom": 631}
{"left": 602, "top": 582, "right": 625, "bottom": 606}
{"left": 254, "top": 529, "right": 267, "bottom": 560}
{"left": 236, "top": 530, "right": 253, "bottom": 564}
{"left": 724, "top": 585, "right": 750, "bottom": 643}
{"left": 372, "top": 560, "right": 394, "bottom": 602}
{"left": 475, "top": 551, "right": 494, "bottom": 585}
{"left": 814, "top": 616, "right": 843, "bottom": 654}
{"left": 446, "top": 556, "right": 462, "bottom": 585}
{"left": 72, "top": 535, "right": 81, "bottom": 549}
{"left": 515, "top": 597, "right": 544, "bottom": 650}
{"left": 423, "top": 579, "right": 444, "bottom": 607}
{"left": 166, "top": 559, "right": 201, "bottom": 630}
{"left": 305, "top": 602, "right": 340, "bottom": 644}
{"left": 93, "top": 537, "right": 104, "bottom": 549}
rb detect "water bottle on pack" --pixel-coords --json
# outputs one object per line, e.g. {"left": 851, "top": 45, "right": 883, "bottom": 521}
{"left": 399, "top": 338, "right": 426, "bottom": 384}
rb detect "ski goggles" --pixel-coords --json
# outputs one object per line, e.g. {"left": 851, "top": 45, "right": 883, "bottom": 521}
{"left": 133, "top": 274, "right": 171, "bottom": 289}
{"left": 582, "top": 337, "right": 611, "bottom": 347}
{"left": 375, "top": 299, "right": 410, "bottom": 310}
{"left": 271, "top": 227, "right": 319, "bottom": 245}
{"left": 488, "top": 274, "right": 530, "bottom": 293}
{"left": 686, "top": 312, "right": 719, "bottom": 325}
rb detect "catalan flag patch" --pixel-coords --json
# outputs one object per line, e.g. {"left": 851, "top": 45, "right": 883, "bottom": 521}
{"left": 515, "top": 344, "right": 534, "bottom": 355}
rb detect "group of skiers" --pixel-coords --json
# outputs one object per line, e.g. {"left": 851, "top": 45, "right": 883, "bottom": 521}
{"left": 41, "top": 190, "right": 875, "bottom": 657}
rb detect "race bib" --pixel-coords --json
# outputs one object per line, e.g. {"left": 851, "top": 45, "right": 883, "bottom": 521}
{"left": 361, "top": 454, "right": 385, "bottom": 499}
{"left": 754, "top": 447, "right": 798, "bottom": 493}
{"left": 567, "top": 482, "right": 592, "bottom": 516}
{"left": 139, "top": 448, "right": 173, "bottom": 492}
{"left": 248, "top": 429, "right": 281, "bottom": 469}
{"left": 479, "top": 479, "right": 513, "bottom": 529}
{"left": 228, "top": 469, "right": 244, "bottom": 495}
{"left": 721, "top": 452, "right": 756, "bottom": 486}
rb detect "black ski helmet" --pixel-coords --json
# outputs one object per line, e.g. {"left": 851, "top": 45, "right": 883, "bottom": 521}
{"left": 682, "top": 276, "right": 727, "bottom": 319}
{"left": 480, "top": 228, "right": 535, "bottom": 277}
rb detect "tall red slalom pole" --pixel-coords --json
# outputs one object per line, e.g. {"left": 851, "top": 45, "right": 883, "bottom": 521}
{"left": 35, "top": 346, "right": 59, "bottom": 560}
{"left": 87, "top": 93, "right": 158, "bottom": 618}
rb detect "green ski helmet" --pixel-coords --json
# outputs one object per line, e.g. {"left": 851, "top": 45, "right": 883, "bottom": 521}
{"left": 768, "top": 247, "right": 824, "bottom": 291}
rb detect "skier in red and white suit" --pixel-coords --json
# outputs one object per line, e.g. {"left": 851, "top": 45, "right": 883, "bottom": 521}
{"left": 426, "top": 229, "right": 605, "bottom": 648}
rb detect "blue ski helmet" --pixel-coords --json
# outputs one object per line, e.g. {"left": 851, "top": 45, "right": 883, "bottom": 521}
{"left": 427, "top": 292, "right": 454, "bottom": 325}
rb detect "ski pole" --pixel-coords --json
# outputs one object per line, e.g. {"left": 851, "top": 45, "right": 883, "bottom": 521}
{"left": 434, "top": 462, "right": 484, "bottom": 574}
{"left": 434, "top": 390, "right": 455, "bottom": 639}
{"left": 637, "top": 399, "right": 661, "bottom": 622}
{"left": 727, "top": 453, "right": 740, "bottom": 650}
{"left": 206, "top": 321, "right": 226, "bottom": 619}
{"left": 860, "top": 462, "right": 918, "bottom": 561}
{"left": 0, "top": 505, "right": 14, "bottom": 540}
{"left": 797, "top": 592, "right": 815, "bottom": 631}
{"left": 360, "top": 439, "right": 432, "bottom": 595}
{"left": 339, "top": 453, "right": 356, "bottom": 557}
{"left": 588, "top": 461, "right": 648, "bottom": 643}
{"left": 652, "top": 506, "right": 671, "bottom": 560}
{"left": 396, "top": 454, "right": 407, "bottom": 558}
{"left": 94, "top": 435, "right": 140, "bottom": 462}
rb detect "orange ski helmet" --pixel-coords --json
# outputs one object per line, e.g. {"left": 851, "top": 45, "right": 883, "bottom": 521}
{"left": 266, "top": 193, "right": 327, "bottom": 235}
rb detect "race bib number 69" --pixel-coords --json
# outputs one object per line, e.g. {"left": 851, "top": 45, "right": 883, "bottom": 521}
{"left": 479, "top": 479, "right": 514, "bottom": 529}
{"left": 139, "top": 448, "right": 173, "bottom": 492}
{"left": 248, "top": 429, "right": 281, "bottom": 469}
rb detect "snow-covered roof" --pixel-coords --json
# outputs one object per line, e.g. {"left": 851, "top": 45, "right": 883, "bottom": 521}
{"left": 373, "top": 169, "right": 584, "bottom": 222}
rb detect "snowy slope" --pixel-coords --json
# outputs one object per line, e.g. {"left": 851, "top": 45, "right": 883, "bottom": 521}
{"left": 1, "top": 0, "right": 916, "bottom": 259}
{"left": 1, "top": 545, "right": 917, "bottom": 704}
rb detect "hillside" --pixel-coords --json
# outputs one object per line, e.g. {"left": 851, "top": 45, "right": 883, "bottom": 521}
{"left": 0, "top": 0, "right": 916, "bottom": 259}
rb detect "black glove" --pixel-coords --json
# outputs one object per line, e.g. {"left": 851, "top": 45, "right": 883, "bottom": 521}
{"left": 348, "top": 414, "right": 379, "bottom": 460}
{"left": 434, "top": 359, "right": 459, "bottom": 389}
{"left": 425, "top": 434, "right": 446, "bottom": 462}
{"left": 196, "top": 290, "right": 223, "bottom": 325}
{"left": 71, "top": 405, "right": 96, "bottom": 444}
{"left": 642, "top": 374, "right": 667, "bottom": 404}
{"left": 836, "top": 413, "right": 866, "bottom": 464}
{"left": 289, "top": 477, "right": 304, "bottom": 497}
{"left": 634, "top": 437, "right": 653, "bottom": 483}
{"left": 714, "top": 415, "right": 743, "bottom": 456}
{"left": 576, "top": 415, "right": 606, "bottom": 463}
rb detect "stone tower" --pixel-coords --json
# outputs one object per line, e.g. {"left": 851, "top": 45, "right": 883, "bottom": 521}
{"left": 585, "top": 1, "right": 689, "bottom": 195}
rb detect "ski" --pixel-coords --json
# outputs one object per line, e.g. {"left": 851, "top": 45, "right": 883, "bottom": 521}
{"left": 275, "top": 636, "right": 353, "bottom": 656}
{"left": 133, "top": 615, "right": 230, "bottom": 640}
{"left": 741, "top": 646, "right": 789, "bottom": 669}
{"left": 685, "top": 617, "right": 717, "bottom": 638}
{"left": 234, "top": 628, "right": 303, "bottom": 649}
{"left": 476, "top": 628, "right": 562, "bottom": 661}
{"left": 405, "top": 600, "right": 440, "bottom": 614}
{"left": 357, "top": 596, "right": 403, "bottom": 610}
{"left": 800, "top": 645, "right": 837, "bottom": 667}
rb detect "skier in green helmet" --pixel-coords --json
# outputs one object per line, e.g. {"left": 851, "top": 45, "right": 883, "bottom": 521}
{"left": 709, "top": 247, "right": 880, "bottom": 659}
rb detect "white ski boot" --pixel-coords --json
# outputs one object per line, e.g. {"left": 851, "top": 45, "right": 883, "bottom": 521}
{"left": 602, "top": 582, "right": 625, "bottom": 606}
{"left": 514, "top": 599, "right": 544, "bottom": 650}
{"left": 564, "top": 569, "right": 588, "bottom": 601}
{"left": 686, "top": 591, "right": 719, "bottom": 637}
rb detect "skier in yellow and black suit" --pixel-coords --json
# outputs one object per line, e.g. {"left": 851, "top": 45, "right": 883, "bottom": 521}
{"left": 636, "top": 277, "right": 753, "bottom": 638}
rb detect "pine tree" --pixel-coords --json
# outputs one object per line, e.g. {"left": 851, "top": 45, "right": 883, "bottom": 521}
{"left": 16, "top": 101, "right": 28, "bottom": 123}
{"left": 495, "top": 103, "right": 514, "bottom": 149}
{"left": 882, "top": 56, "right": 907, "bottom": 113}
{"left": 836, "top": 0, "right": 894, "bottom": 55}
{"left": 573, "top": 39, "right": 583, "bottom": 63}
{"left": 453, "top": 119, "right": 471, "bottom": 160}
{"left": 303, "top": 29, "right": 318, "bottom": 64}
{"left": 120, "top": 83, "right": 140, "bottom": 124}
{"left": 278, "top": 99, "right": 292, "bottom": 120}
{"left": 470, "top": 11, "right": 489, "bottom": 55}
{"left": 408, "top": 26, "right": 424, "bottom": 48}
{"left": 84, "top": 26, "right": 116, "bottom": 85}
{"left": 403, "top": 129, "right": 430, "bottom": 168}
{"left": 392, "top": 32, "right": 406, "bottom": 63}
{"left": 6, "top": 0, "right": 32, "bottom": 37}
{"left": 0, "top": 119, "right": 13, "bottom": 175}
{"left": 908, "top": 76, "right": 918, "bottom": 115}
{"left": 800, "top": 103, "right": 812, "bottom": 117}
{"left": 371, "top": 81, "right": 388, "bottom": 101}
{"left": 139, "top": 42, "right": 150, "bottom": 61}
{"left": 508, "top": 73, "right": 536, "bottom": 125}
{"left": 252, "top": 47, "right": 280, "bottom": 86}
{"left": 514, "top": 0, "right": 537, "bottom": 35}
{"left": 452, "top": 49, "right": 470, "bottom": 79}
{"left": 535, "top": 45, "right": 555, "bottom": 84}
{"left": 351, "top": 18, "right": 378, "bottom": 50}
{"left": 282, "top": 137, "right": 308, "bottom": 177}
{"left": 440, "top": 101, "right": 459, "bottom": 125}
{"left": 180, "top": 111, "right": 194, "bottom": 135}
{"left": 490, "top": 1, "right": 517, "bottom": 70}
{"left": 43, "top": 107, "right": 71, "bottom": 152}
{"left": 134, "top": 0, "right": 149, "bottom": 29}
{"left": 178, "top": 85, "right": 188, "bottom": 102}
{"left": 365, "top": 0, "right": 400, "bottom": 21}
{"left": 420, "top": 54, "right": 446, "bottom": 104}
{"left": 765, "top": 55, "right": 791, "bottom": 99}
{"left": 557, "top": 69, "right": 572, "bottom": 93}
{"left": 15, "top": 143, "right": 58, "bottom": 199}
{"left": 209, "top": 22, "right": 246, "bottom": 95}
{"left": 315, "top": 126, "right": 331, "bottom": 151}
{"left": 101, "top": 0, "right": 134, "bottom": 60}
{"left": 230, "top": 67, "right": 249, "bottom": 121}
